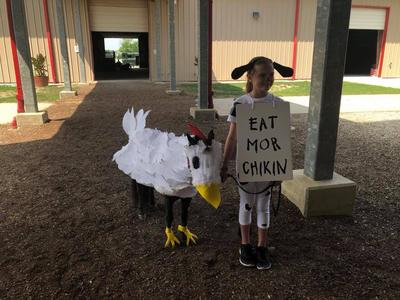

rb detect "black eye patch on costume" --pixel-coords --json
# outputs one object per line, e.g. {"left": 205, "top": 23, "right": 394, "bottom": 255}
{"left": 231, "top": 57, "right": 293, "bottom": 79}
{"left": 192, "top": 156, "right": 200, "bottom": 169}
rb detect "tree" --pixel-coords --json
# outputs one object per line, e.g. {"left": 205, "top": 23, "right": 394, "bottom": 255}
{"left": 117, "top": 39, "right": 138, "bottom": 59}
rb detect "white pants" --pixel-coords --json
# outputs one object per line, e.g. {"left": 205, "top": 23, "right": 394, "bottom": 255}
{"left": 238, "top": 181, "right": 271, "bottom": 229}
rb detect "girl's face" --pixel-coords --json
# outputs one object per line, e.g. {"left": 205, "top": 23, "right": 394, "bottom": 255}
{"left": 249, "top": 62, "right": 275, "bottom": 93}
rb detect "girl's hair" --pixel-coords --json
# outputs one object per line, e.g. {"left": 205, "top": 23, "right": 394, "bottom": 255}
{"left": 245, "top": 56, "right": 273, "bottom": 93}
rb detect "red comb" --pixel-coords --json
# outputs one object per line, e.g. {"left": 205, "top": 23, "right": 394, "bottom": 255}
{"left": 187, "top": 123, "right": 207, "bottom": 141}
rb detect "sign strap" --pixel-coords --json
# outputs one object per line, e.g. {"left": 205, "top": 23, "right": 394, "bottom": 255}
{"left": 226, "top": 174, "right": 282, "bottom": 216}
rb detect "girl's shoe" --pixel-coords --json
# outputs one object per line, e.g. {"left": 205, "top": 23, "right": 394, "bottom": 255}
{"left": 239, "top": 244, "right": 256, "bottom": 267}
{"left": 256, "top": 246, "right": 272, "bottom": 270}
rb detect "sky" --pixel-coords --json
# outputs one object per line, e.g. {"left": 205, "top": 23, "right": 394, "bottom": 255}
{"left": 104, "top": 38, "right": 122, "bottom": 51}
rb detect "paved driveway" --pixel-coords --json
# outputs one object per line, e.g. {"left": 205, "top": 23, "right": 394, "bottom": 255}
{"left": 214, "top": 94, "right": 400, "bottom": 116}
{"left": 343, "top": 76, "right": 400, "bottom": 89}
{"left": 0, "top": 102, "right": 52, "bottom": 124}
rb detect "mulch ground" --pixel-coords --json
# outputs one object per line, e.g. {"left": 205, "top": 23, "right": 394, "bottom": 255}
{"left": 0, "top": 81, "right": 399, "bottom": 299}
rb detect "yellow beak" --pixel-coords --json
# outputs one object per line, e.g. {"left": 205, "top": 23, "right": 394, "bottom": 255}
{"left": 194, "top": 182, "right": 221, "bottom": 209}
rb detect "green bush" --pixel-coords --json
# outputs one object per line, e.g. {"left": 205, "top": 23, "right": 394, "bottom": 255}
{"left": 31, "top": 54, "right": 48, "bottom": 77}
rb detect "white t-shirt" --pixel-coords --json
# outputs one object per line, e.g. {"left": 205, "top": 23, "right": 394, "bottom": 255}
{"left": 227, "top": 93, "right": 284, "bottom": 123}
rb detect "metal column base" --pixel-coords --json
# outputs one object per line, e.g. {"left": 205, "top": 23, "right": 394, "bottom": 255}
{"left": 282, "top": 169, "right": 356, "bottom": 217}
{"left": 189, "top": 107, "right": 217, "bottom": 121}
{"left": 16, "top": 111, "right": 49, "bottom": 126}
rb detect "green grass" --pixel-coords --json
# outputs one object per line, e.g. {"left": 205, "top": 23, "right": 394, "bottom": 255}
{"left": 2, "top": 81, "right": 399, "bottom": 103}
{"left": 0, "top": 85, "right": 77, "bottom": 103}
{"left": 179, "top": 81, "right": 400, "bottom": 98}
{"left": 0, "top": 85, "right": 15, "bottom": 92}
{"left": 341, "top": 82, "right": 400, "bottom": 95}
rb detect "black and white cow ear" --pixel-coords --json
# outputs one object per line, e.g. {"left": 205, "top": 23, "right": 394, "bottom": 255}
{"left": 186, "top": 133, "right": 198, "bottom": 146}
{"left": 207, "top": 130, "right": 214, "bottom": 141}
{"left": 273, "top": 62, "right": 293, "bottom": 78}
{"left": 205, "top": 130, "right": 214, "bottom": 146}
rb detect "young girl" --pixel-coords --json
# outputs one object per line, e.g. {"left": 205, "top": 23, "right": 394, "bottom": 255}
{"left": 220, "top": 56, "right": 292, "bottom": 270}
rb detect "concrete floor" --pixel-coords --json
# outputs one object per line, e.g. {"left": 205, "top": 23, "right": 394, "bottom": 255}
{"left": 214, "top": 94, "right": 400, "bottom": 117}
{"left": 343, "top": 76, "right": 400, "bottom": 89}
{"left": 2, "top": 76, "right": 399, "bottom": 124}
{"left": 0, "top": 103, "right": 52, "bottom": 124}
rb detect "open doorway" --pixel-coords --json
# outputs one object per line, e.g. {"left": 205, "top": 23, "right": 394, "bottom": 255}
{"left": 92, "top": 32, "right": 149, "bottom": 80}
{"left": 345, "top": 30, "right": 380, "bottom": 76}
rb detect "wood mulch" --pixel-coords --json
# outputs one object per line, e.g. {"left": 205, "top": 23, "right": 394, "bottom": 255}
{"left": 0, "top": 81, "right": 399, "bottom": 299}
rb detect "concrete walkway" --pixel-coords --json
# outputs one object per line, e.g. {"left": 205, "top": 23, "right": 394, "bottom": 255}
{"left": 343, "top": 76, "right": 400, "bottom": 89}
{"left": 214, "top": 94, "right": 400, "bottom": 116}
{"left": 0, "top": 103, "right": 52, "bottom": 124}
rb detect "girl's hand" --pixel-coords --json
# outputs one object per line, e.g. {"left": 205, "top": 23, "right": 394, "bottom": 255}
{"left": 220, "top": 166, "right": 228, "bottom": 183}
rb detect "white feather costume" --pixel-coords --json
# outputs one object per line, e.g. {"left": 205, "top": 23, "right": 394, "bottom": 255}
{"left": 113, "top": 108, "right": 222, "bottom": 248}
{"left": 113, "top": 108, "right": 197, "bottom": 199}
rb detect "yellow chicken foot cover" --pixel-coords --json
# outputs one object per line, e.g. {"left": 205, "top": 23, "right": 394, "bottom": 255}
{"left": 178, "top": 225, "right": 198, "bottom": 246}
{"left": 165, "top": 227, "right": 180, "bottom": 248}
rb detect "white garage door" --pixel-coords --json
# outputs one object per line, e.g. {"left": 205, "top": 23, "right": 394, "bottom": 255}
{"left": 89, "top": 0, "right": 148, "bottom": 32}
{"left": 350, "top": 8, "right": 386, "bottom": 30}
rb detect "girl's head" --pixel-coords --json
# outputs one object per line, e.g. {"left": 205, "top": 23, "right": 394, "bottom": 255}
{"left": 245, "top": 56, "right": 274, "bottom": 94}
{"left": 231, "top": 56, "right": 293, "bottom": 93}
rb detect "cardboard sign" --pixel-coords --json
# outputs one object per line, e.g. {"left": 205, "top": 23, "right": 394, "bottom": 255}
{"left": 236, "top": 102, "right": 293, "bottom": 182}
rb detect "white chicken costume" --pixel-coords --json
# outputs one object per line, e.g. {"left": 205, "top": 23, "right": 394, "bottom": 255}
{"left": 113, "top": 108, "right": 222, "bottom": 247}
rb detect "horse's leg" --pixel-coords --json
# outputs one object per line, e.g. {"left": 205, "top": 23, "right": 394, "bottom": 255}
{"left": 147, "top": 186, "right": 155, "bottom": 208}
{"left": 136, "top": 183, "right": 147, "bottom": 219}
{"left": 178, "top": 198, "right": 198, "bottom": 246}
{"left": 164, "top": 196, "right": 180, "bottom": 248}
{"left": 131, "top": 179, "right": 138, "bottom": 209}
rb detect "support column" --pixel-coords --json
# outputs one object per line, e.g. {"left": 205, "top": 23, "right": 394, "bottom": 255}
{"left": 11, "top": 0, "right": 37, "bottom": 113}
{"left": 73, "top": 0, "right": 86, "bottom": 83}
{"left": 11, "top": 0, "right": 48, "bottom": 125}
{"left": 304, "top": 0, "right": 351, "bottom": 180}
{"left": 207, "top": 0, "right": 213, "bottom": 109}
{"left": 56, "top": 0, "right": 77, "bottom": 99}
{"left": 291, "top": 0, "right": 300, "bottom": 80}
{"left": 190, "top": 0, "right": 216, "bottom": 120}
{"left": 6, "top": 0, "right": 24, "bottom": 128}
{"left": 166, "top": 0, "right": 180, "bottom": 94}
{"left": 43, "top": 0, "right": 58, "bottom": 83}
{"left": 155, "top": 0, "right": 162, "bottom": 82}
{"left": 282, "top": 0, "right": 356, "bottom": 217}
{"left": 197, "top": 0, "right": 209, "bottom": 109}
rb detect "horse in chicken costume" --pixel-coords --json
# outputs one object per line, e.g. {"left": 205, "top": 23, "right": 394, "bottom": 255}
{"left": 113, "top": 108, "right": 222, "bottom": 247}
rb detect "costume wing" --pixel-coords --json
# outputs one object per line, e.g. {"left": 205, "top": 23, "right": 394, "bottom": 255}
{"left": 113, "top": 108, "right": 196, "bottom": 198}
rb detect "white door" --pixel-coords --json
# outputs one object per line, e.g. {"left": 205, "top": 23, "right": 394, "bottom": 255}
{"left": 350, "top": 8, "right": 386, "bottom": 30}
{"left": 88, "top": 0, "right": 148, "bottom": 32}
